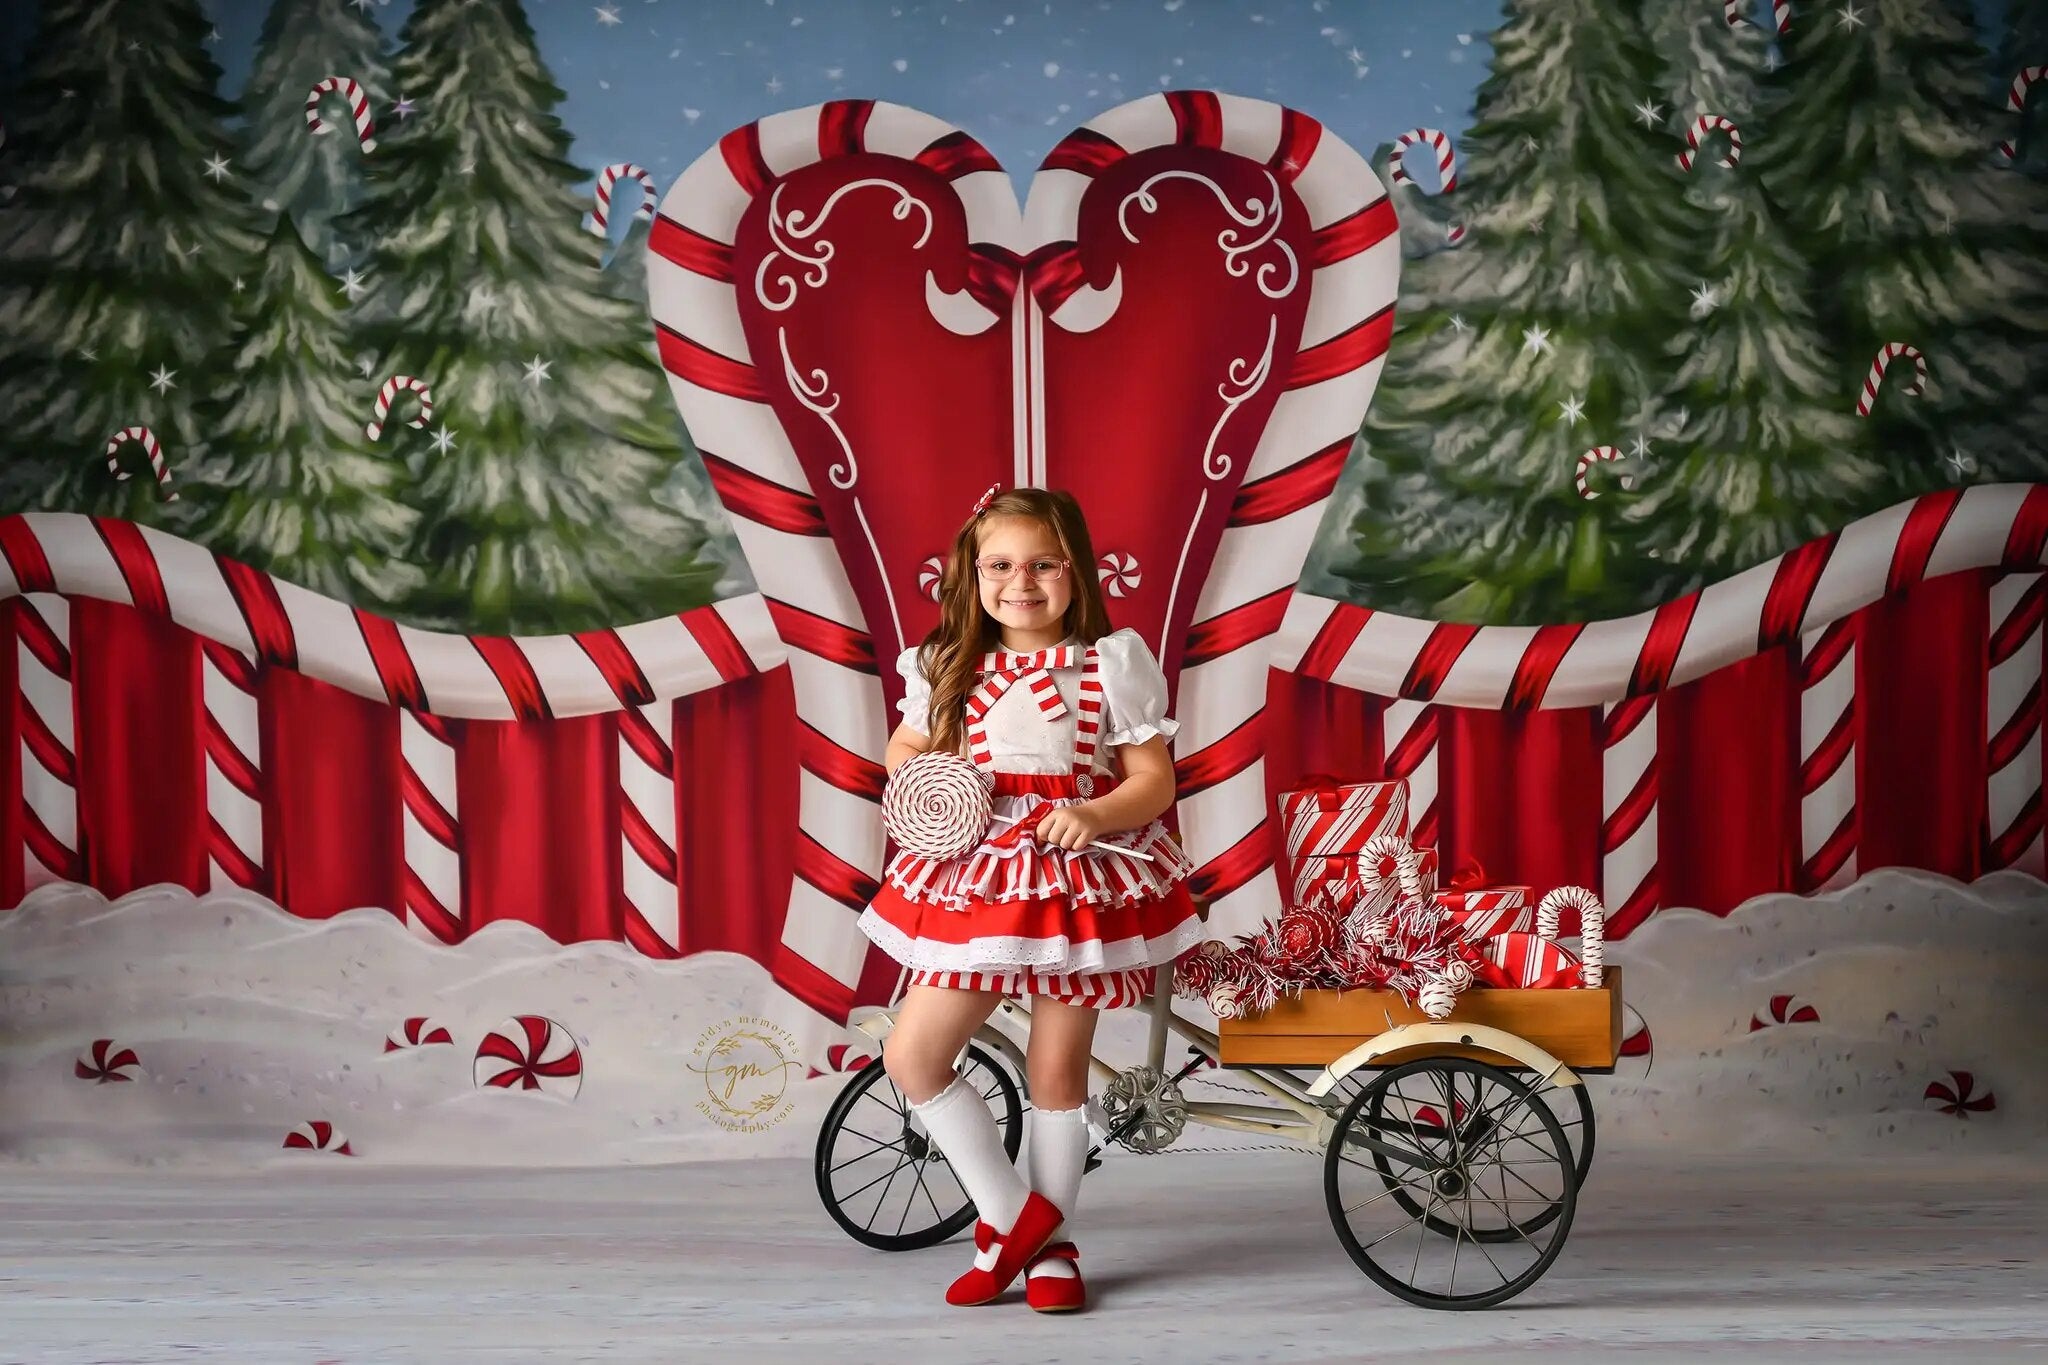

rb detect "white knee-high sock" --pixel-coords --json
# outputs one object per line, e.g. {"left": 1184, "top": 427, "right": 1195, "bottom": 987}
{"left": 908, "top": 1072, "right": 1029, "bottom": 1232}
{"left": 1025, "top": 1104, "right": 1089, "bottom": 1278}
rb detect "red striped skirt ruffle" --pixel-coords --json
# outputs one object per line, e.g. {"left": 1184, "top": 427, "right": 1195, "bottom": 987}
{"left": 904, "top": 965, "right": 1158, "bottom": 1009}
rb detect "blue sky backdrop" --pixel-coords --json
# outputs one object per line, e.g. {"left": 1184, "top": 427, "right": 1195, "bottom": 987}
{"left": 3, "top": 0, "right": 2012, "bottom": 198}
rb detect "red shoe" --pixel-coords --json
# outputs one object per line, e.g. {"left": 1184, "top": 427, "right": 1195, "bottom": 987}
{"left": 944, "top": 1190, "right": 1064, "bottom": 1306}
{"left": 1023, "top": 1241, "right": 1086, "bottom": 1313}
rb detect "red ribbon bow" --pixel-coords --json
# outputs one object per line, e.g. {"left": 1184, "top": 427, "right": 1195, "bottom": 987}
{"left": 1445, "top": 856, "right": 1493, "bottom": 893}
{"left": 987, "top": 799, "right": 1054, "bottom": 850}
{"left": 1290, "top": 771, "right": 1365, "bottom": 811}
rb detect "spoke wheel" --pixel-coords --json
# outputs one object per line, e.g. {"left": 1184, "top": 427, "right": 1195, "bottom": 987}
{"left": 1325, "top": 1057, "right": 1578, "bottom": 1309}
{"left": 813, "top": 1042, "right": 1022, "bottom": 1251}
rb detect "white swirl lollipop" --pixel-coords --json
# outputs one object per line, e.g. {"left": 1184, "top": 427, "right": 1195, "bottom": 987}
{"left": 882, "top": 750, "right": 994, "bottom": 859}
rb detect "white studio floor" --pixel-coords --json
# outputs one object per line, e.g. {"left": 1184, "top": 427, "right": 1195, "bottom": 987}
{"left": 2, "top": 1145, "right": 2045, "bottom": 1365}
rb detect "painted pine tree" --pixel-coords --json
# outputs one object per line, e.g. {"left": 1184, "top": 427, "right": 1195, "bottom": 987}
{"left": 337, "top": 0, "right": 721, "bottom": 635}
{"left": 1328, "top": 0, "right": 1699, "bottom": 624}
{"left": 237, "top": 0, "right": 394, "bottom": 276}
{"left": 1621, "top": 0, "right": 1881, "bottom": 594}
{"left": 0, "top": 0, "right": 260, "bottom": 521}
{"left": 1750, "top": 0, "right": 2048, "bottom": 488}
{"left": 184, "top": 214, "right": 424, "bottom": 606}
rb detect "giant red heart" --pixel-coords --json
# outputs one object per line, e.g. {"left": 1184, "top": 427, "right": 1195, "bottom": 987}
{"left": 650, "top": 91, "right": 1398, "bottom": 950}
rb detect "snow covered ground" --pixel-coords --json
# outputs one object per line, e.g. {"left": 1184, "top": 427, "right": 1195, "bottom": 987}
{"left": 3, "top": 867, "right": 2041, "bottom": 1168}
{"left": 1, "top": 1148, "right": 2043, "bottom": 1363}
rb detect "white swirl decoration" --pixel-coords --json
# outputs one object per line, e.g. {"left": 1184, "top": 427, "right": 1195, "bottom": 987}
{"left": 1117, "top": 167, "right": 1299, "bottom": 301}
{"left": 882, "top": 750, "right": 994, "bottom": 859}
{"left": 754, "top": 178, "right": 937, "bottom": 312}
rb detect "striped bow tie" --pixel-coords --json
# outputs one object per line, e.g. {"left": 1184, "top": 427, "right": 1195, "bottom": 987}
{"left": 968, "top": 646, "right": 1081, "bottom": 723}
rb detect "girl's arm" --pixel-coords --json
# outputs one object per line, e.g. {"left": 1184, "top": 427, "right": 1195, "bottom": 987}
{"left": 884, "top": 720, "right": 936, "bottom": 777}
{"left": 1036, "top": 738, "right": 1173, "bottom": 849}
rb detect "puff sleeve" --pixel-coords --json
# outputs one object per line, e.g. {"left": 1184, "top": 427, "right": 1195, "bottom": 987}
{"left": 895, "top": 645, "right": 934, "bottom": 735}
{"left": 1095, "top": 628, "right": 1180, "bottom": 747}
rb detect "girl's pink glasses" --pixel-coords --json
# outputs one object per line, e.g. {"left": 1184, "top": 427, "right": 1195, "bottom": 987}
{"left": 975, "top": 557, "right": 1070, "bottom": 583}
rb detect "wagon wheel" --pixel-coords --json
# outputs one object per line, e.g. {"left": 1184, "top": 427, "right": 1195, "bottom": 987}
{"left": 1325, "top": 1057, "right": 1578, "bottom": 1309}
{"left": 814, "top": 1042, "right": 1023, "bottom": 1251}
{"left": 1362, "top": 1068, "right": 1594, "bottom": 1239}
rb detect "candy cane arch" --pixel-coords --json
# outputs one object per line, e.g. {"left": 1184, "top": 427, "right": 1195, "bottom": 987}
{"left": 104, "top": 426, "right": 177, "bottom": 501}
{"left": 1676, "top": 114, "right": 1742, "bottom": 172}
{"left": 1575, "top": 445, "right": 1633, "bottom": 500}
{"left": 1985, "top": 571, "right": 2045, "bottom": 874}
{"left": 365, "top": 375, "right": 433, "bottom": 441}
{"left": 1389, "top": 126, "right": 1464, "bottom": 246}
{"left": 1025, "top": 93, "right": 1402, "bottom": 946}
{"left": 1996, "top": 66, "right": 2045, "bottom": 163}
{"left": 1855, "top": 342, "right": 1926, "bottom": 417}
{"left": 305, "top": 76, "right": 376, "bottom": 154}
{"left": 588, "top": 162, "right": 659, "bottom": 237}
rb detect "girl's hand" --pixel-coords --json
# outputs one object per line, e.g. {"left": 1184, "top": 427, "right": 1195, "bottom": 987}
{"left": 1036, "top": 801, "right": 1107, "bottom": 851}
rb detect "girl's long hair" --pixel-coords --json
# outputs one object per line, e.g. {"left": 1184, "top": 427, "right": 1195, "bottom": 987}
{"left": 920, "top": 488, "right": 1113, "bottom": 757}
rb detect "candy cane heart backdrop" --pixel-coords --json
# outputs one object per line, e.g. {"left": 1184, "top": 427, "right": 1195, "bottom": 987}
{"left": 648, "top": 91, "right": 1398, "bottom": 1011}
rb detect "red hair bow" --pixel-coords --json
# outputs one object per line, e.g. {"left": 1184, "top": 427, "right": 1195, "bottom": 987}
{"left": 972, "top": 483, "right": 1000, "bottom": 516}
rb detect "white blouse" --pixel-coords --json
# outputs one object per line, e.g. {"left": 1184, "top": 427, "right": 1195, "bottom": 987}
{"left": 894, "top": 627, "right": 1179, "bottom": 775}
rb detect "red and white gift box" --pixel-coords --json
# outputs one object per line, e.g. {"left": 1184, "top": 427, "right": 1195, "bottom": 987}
{"left": 1278, "top": 774, "right": 1407, "bottom": 908}
{"left": 1474, "top": 930, "right": 1584, "bottom": 990}
{"left": 1430, "top": 857, "right": 1533, "bottom": 943}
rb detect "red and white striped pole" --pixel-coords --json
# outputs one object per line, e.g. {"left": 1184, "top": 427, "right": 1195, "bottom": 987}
{"left": 1985, "top": 572, "right": 2045, "bottom": 875}
{"left": 1800, "top": 618, "right": 1858, "bottom": 892}
{"left": 401, "top": 710, "right": 462, "bottom": 943}
{"left": 1600, "top": 695, "right": 1659, "bottom": 933}
{"left": 200, "top": 641, "right": 265, "bottom": 891}
{"left": 1382, "top": 699, "right": 1440, "bottom": 849}
{"left": 618, "top": 701, "right": 682, "bottom": 954}
{"left": 15, "top": 595, "right": 79, "bottom": 891}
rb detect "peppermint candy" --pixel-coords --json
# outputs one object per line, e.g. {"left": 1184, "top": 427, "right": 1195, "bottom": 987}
{"left": 1098, "top": 551, "right": 1142, "bottom": 598}
{"left": 882, "top": 750, "right": 993, "bottom": 859}
{"left": 918, "top": 555, "right": 945, "bottom": 602}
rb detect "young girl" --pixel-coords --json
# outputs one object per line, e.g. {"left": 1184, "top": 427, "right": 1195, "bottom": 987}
{"left": 857, "top": 485, "right": 1205, "bottom": 1314}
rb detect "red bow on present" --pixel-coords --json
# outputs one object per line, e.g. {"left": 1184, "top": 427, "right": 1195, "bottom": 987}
{"left": 1290, "top": 771, "right": 1367, "bottom": 811}
{"left": 987, "top": 798, "right": 1054, "bottom": 850}
{"left": 1445, "top": 855, "right": 1493, "bottom": 893}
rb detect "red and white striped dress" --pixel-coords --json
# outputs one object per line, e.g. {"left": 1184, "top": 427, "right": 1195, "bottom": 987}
{"left": 857, "top": 628, "right": 1205, "bottom": 1008}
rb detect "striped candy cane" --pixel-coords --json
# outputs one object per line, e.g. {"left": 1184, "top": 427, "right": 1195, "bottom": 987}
{"left": 1575, "top": 445, "right": 1633, "bottom": 500}
{"left": 1535, "top": 886, "right": 1605, "bottom": 987}
{"left": 588, "top": 162, "right": 658, "bottom": 237}
{"left": 14, "top": 594, "right": 80, "bottom": 890}
{"left": 400, "top": 709, "right": 462, "bottom": 944}
{"left": 1724, "top": 0, "right": 1792, "bottom": 32}
{"left": 1676, "top": 114, "right": 1742, "bottom": 171}
{"left": 305, "top": 76, "right": 377, "bottom": 153}
{"left": 1985, "top": 572, "right": 2045, "bottom": 874}
{"left": 105, "top": 426, "right": 177, "bottom": 501}
{"left": 365, "top": 375, "right": 434, "bottom": 441}
{"left": 1799, "top": 617, "right": 1858, "bottom": 892}
{"left": 1854, "top": 342, "right": 1927, "bottom": 417}
{"left": 1390, "top": 127, "right": 1464, "bottom": 245}
{"left": 1600, "top": 695, "right": 1659, "bottom": 938}
{"left": 1996, "top": 66, "right": 2046, "bottom": 163}
{"left": 618, "top": 701, "right": 683, "bottom": 955}
{"left": 200, "top": 641, "right": 264, "bottom": 891}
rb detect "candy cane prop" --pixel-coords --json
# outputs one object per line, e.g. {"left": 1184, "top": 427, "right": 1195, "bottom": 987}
{"left": 1985, "top": 573, "right": 2045, "bottom": 874}
{"left": 365, "top": 375, "right": 434, "bottom": 440}
{"left": 1390, "top": 127, "right": 1465, "bottom": 245}
{"left": 1854, "top": 342, "right": 1926, "bottom": 417}
{"left": 1098, "top": 551, "right": 1142, "bottom": 598}
{"left": 1723, "top": 0, "right": 1791, "bottom": 32}
{"left": 588, "top": 162, "right": 657, "bottom": 237}
{"left": 1996, "top": 66, "right": 2046, "bottom": 163}
{"left": 305, "top": 76, "right": 376, "bottom": 154}
{"left": 618, "top": 701, "right": 683, "bottom": 954}
{"left": 14, "top": 594, "right": 80, "bottom": 889}
{"left": 1676, "top": 114, "right": 1742, "bottom": 171}
{"left": 1601, "top": 695, "right": 1660, "bottom": 938}
{"left": 201, "top": 641, "right": 265, "bottom": 892}
{"left": 1535, "top": 885, "right": 1605, "bottom": 988}
{"left": 104, "top": 425, "right": 177, "bottom": 501}
{"left": 1575, "top": 445, "right": 1633, "bottom": 500}
{"left": 1799, "top": 617, "right": 1858, "bottom": 892}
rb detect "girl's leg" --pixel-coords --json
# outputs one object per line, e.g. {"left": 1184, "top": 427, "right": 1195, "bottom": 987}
{"left": 884, "top": 983, "right": 1026, "bottom": 1230}
{"left": 1022, "top": 996, "right": 1102, "bottom": 1259}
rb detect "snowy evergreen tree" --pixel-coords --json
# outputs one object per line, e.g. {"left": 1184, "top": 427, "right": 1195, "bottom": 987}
{"left": 2001, "top": 0, "right": 2048, "bottom": 177}
{"left": 339, "top": 0, "right": 721, "bottom": 634}
{"left": 600, "top": 216, "right": 655, "bottom": 322}
{"left": 1621, "top": 1, "right": 1884, "bottom": 594}
{"left": 1330, "top": 0, "right": 1700, "bottom": 624}
{"left": 183, "top": 214, "right": 424, "bottom": 605}
{"left": 237, "top": 0, "right": 394, "bottom": 275}
{"left": 0, "top": 0, "right": 260, "bottom": 521}
{"left": 1751, "top": 0, "right": 2048, "bottom": 490}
